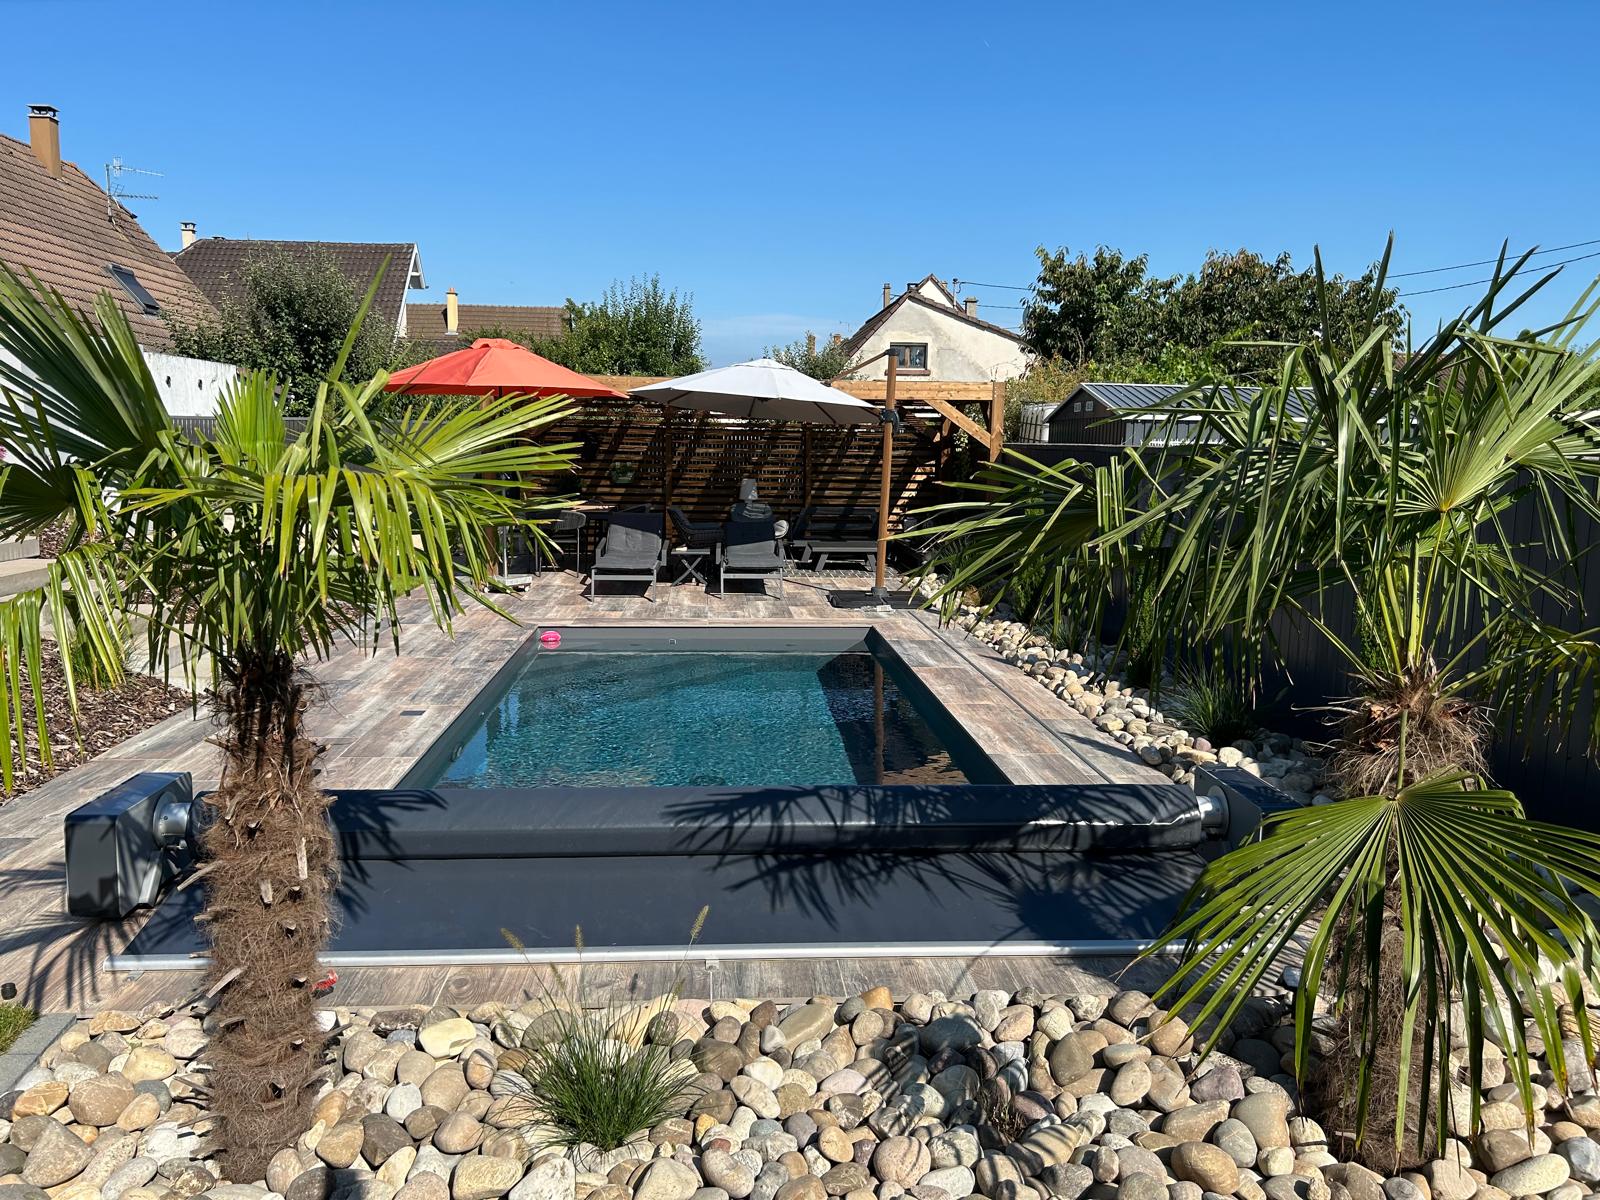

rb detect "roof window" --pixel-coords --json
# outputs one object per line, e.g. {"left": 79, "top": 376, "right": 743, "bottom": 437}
{"left": 108, "top": 264, "right": 160, "bottom": 315}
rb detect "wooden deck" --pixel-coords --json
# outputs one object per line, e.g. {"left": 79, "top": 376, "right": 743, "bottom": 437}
{"left": 0, "top": 568, "right": 1169, "bottom": 1014}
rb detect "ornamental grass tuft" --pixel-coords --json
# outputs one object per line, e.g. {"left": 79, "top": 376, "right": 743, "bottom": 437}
{"left": 0, "top": 1003, "right": 35, "bottom": 1053}
{"left": 499, "top": 907, "right": 708, "bottom": 1152}
{"left": 1163, "top": 658, "right": 1257, "bottom": 747}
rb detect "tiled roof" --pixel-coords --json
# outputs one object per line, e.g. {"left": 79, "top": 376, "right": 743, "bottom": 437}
{"left": 405, "top": 301, "right": 567, "bottom": 348}
{"left": 174, "top": 239, "right": 420, "bottom": 334}
{"left": 841, "top": 289, "right": 1025, "bottom": 360}
{"left": 0, "top": 133, "right": 214, "bottom": 350}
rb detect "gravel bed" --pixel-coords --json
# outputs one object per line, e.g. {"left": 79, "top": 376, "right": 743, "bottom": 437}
{"left": 2, "top": 986, "right": 1597, "bottom": 1200}
{"left": 912, "top": 577, "right": 1334, "bottom": 804}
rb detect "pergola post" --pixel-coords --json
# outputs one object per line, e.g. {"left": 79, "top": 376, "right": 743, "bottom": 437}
{"left": 873, "top": 355, "right": 897, "bottom": 599}
{"left": 988, "top": 380, "right": 1006, "bottom": 462}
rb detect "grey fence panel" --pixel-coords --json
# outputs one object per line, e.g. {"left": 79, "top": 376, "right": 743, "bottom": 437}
{"left": 171, "top": 416, "right": 308, "bottom": 440}
{"left": 1258, "top": 488, "right": 1599, "bottom": 828}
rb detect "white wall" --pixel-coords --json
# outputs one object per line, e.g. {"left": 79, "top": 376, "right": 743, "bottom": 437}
{"left": 850, "top": 304, "right": 1032, "bottom": 382}
{"left": 142, "top": 350, "right": 238, "bottom": 416}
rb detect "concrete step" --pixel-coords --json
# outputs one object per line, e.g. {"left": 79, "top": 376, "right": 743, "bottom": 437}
{"left": 0, "top": 557, "right": 51, "bottom": 598}
{"left": 0, "top": 538, "right": 40, "bottom": 563}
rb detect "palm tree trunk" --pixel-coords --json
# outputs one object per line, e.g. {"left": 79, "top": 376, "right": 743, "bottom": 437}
{"left": 199, "top": 649, "right": 337, "bottom": 1182}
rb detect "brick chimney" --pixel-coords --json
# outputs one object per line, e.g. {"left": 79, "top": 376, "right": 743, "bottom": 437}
{"left": 445, "top": 288, "right": 459, "bottom": 335}
{"left": 882, "top": 283, "right": 892, "bottom": 309}
{"left": 965, "top": 296, "right": 979, "bottom": 317}
{"left": 27, "top": 105, "right": 61, "bottom": 178}
{"left": 180, "top": 221, "right": 197, "bottom": 249}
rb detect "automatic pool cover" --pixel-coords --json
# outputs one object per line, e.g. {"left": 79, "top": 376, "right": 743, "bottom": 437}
{"left": 78, "top": 777, "right": 1233, "bottom": 967}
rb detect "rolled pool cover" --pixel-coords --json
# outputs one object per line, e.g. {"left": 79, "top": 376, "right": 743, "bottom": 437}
{"left": 323, "top": 783, "right": 1207, "bottom": 860}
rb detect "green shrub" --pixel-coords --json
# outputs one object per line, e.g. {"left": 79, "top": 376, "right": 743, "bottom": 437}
{"left": 500, "top": 910, "right": 708, "bottom": 1152}
{"left": 1164, "top": 658, "right": 1256, "bottom": 745}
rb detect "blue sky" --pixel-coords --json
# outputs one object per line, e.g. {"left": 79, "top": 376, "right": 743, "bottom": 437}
{"left": 8, "top": 0, "right": 1598, "bottom": 365}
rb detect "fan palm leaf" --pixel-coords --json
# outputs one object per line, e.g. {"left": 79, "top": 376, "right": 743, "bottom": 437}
{"left": 1151, "top": 771, "right": 1600, "bottom": 1155}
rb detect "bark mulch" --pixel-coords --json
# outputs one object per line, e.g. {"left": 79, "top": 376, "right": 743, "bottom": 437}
{"left": 2, "top": 648, "right": 192, "bottom": 804}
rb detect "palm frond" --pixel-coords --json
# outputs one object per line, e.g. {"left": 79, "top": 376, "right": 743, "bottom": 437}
{"left": 1150, "top": 772, "right": 1600, "bottom": 1154}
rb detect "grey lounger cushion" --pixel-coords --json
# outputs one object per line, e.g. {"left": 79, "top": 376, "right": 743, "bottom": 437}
{"left": 595, "top": 512, "right": 664, "bottom": 568}
{"left": 721, "top": 519, "right": 783, "bottom": 570}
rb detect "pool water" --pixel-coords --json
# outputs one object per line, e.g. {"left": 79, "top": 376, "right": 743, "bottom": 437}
{"left": 430, "top": 650, "right": 990, "bottom": 788}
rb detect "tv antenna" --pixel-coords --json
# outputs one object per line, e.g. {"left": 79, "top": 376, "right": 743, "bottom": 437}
{"left": 104, "top": 157, "right": 161, "bottom": 220}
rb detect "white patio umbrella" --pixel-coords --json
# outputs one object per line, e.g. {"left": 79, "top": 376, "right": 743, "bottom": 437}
{"left": 631, "top": 358, "right": 898, "bottom": 598}
{"left": 631, "top": 358, "right": 878, "bottom": 425}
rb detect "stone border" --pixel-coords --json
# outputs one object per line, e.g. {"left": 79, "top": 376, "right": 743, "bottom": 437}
{"left": 0, "top": 1011, "right": 75, "bottom": 1093}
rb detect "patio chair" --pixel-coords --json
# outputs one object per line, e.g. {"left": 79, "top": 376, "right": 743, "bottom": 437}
{"left": 534, "top": 508, "right": 588, "bottom": 575}
{"left": 717, "top": 516, "right": 786, "bottom": 597}
{"left": 788, "top": 506, "right": 879, "bottom": 572}
{"left": 589, "top": 510, "right": 667, "bottom": 601}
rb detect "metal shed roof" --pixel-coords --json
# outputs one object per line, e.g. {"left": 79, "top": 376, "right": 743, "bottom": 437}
{"left": 1051, "top": 381, "right": 1309, "bottom": 422}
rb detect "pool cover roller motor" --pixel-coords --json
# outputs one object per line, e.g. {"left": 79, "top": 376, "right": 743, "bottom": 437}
{"left": 64, "top": 772, "right": 198, "bottom": 918}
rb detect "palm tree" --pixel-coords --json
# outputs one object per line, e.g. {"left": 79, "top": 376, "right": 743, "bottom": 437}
{"left": 912, "top": 243, "right": 1600, "bottom": 1166}
{"left": 0, "top": 263, "right": 576, "bottom": 1178}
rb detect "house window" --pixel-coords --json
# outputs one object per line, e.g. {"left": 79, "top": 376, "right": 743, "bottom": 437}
{"left": 108, "top": 264, "right": 160, "bottom": 315}
{"left": 890, "top": 343, "right": 928, "bottom": 372}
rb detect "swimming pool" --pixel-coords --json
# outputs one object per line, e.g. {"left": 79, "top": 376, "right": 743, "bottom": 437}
{"left": 406, "top": 628, "right": 1000, "bottom": 788}
{"left": 108, "top": 624, "right": 1227, "bottom": 966}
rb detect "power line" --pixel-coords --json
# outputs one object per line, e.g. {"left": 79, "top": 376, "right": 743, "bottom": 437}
{"left": 953, "top": 278, "right": 1031, "bottom": 291}
{"left": 1397, "top": 248, "right": 1600, "bottom": 296}
{"left": 955, "top": 237, "right": 1600, "bottom": 299}
{"left": 1390, "top": 237, "right": 1600, "bottom": 279}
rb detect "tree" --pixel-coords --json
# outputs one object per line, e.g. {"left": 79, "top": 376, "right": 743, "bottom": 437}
{"left": 765, "top": 332, "right": 857, "bottom": 380}
{"left": 1020, "top": 243, "right": 1404, "bottom": 381}
{"left": 472, "top": 275, "right": 704, "bottom": 377}
{"left": 912, "top": 242, "right": 1600, "bottom": 1166}
{"left": 1021, "top": 245, "right": 1169, "bottom": 365}
{"left": 1165, "top": 248, "right": 1403, "bottom": 376}
{"left": 0, "top": 264, "right": 576, "bottom": 1177}
{"left": 166, "top": 248, "right": 423, "bottom": 415}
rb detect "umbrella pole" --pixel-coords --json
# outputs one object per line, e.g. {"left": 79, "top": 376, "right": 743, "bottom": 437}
{"left": 662, "top": 405, "right": 673, "bottom": 518}
{"left": 803, "top": 426, "right": 813, "bottom": 509}
{"left": 873, "top": 356, "right": 897, "bottom": 600}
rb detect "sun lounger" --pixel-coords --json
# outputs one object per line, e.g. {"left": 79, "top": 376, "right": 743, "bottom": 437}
{"left": 788, "top": 506, "right": 879, "bottom": 571}
{"left": 717, "top": 517, "right": 785, "bottom": 596}
{"left": 589, "top": 510, "right": 666, "bottom": 601}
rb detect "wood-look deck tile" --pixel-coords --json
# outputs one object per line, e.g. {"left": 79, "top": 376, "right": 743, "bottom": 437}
{"left": 0, "top": 569, "right": 1180, "bottom": 1013}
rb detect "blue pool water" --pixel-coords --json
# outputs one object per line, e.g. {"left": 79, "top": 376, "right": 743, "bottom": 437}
{"left": 430, "top": 650, "right": 986, "bottom": 788}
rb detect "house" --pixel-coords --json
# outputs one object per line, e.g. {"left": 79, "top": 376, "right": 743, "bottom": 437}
{"left": 405, "top": 288, "right": 567, "bottom": 352}
{"left": 840, "top": 275, "right": 1030, "bottom": 382}
{"left": 174, "top": 231, "right": 425, "bottom": 338}
{"left": 0, "top": 104, "right": 233, "bottom": 415}
{"left": 0, "top": 106, "right": 214, "bottom": 351}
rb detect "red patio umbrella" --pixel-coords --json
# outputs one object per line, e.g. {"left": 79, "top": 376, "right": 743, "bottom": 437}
{"left": 383, "top": 337, "right": 626, "bottom": 399}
